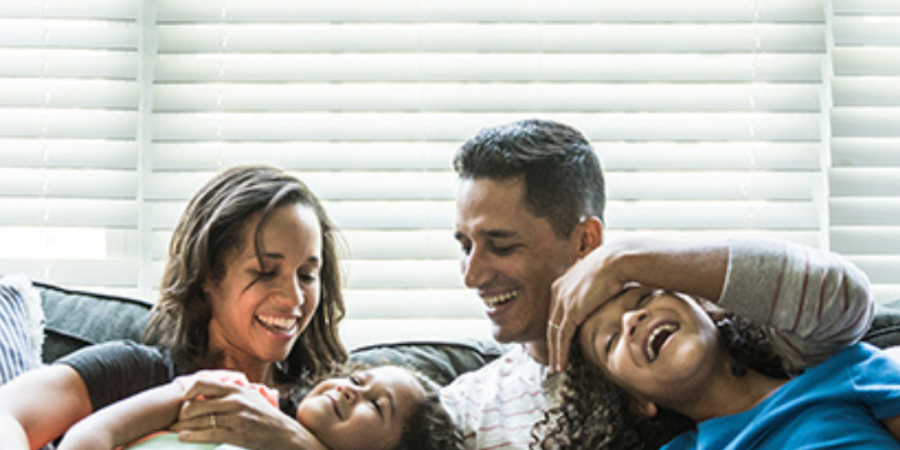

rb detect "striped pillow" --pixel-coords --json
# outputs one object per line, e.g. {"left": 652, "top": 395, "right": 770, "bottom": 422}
{"left": 0, "top": 275, "right": 44, "bottom": 385}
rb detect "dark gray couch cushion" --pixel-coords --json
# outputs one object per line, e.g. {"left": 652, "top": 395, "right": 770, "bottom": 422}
{"left": 863, "top": 301, "right": 900, "bottom": 349}
{"left": 37, "top": 282, "right": 151, "bottom": 363}
{"left": 350, "top": 339, "right": 510, "bottom": 386}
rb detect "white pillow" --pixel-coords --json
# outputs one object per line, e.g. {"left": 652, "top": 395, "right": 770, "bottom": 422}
{"left": 0, "top": 274, "right": 45, "bottom": 384}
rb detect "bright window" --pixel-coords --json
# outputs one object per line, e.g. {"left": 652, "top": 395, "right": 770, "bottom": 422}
{"left": 1, "top": 0, "right": 897, "bottom": 348}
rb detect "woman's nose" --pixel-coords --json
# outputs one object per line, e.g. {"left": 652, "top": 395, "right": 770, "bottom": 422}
{"left": 276, "top": 274, "right": 304, "bottom": 307}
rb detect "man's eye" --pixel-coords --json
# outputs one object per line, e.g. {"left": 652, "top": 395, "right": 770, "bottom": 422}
{"left": 372, "top": 399, "right": 383, "bottom": 416}
{"left": 492, "top": 244, "right": 518, "bottom": 255}
{"left": 350, "top": 376, "right": 362, "bottom": 386}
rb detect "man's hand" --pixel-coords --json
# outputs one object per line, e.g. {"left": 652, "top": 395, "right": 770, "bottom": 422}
{"left": 547, "top": 238, "right": 729, "bottom": 374}
{"left": 548, "top": 241, "right": 632, "bottom": 374}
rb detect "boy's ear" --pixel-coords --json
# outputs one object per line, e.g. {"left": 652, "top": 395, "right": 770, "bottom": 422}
{"left": 630, "top": 397, "right": 659, "bottom": 419}
{"left": 575, "top": 216, "right": 603, "bottom": 255}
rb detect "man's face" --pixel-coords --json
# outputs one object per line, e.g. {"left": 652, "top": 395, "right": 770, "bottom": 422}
{"left": 455, "top": 177, "right": 582, "bottom": 349}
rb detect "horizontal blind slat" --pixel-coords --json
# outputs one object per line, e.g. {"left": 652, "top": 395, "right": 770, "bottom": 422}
{"left": 157, "top": 23, "right": 823, "bottom": 53}
{"left": 0, "top": 199, "right": 137, "bottom": 227}
{"left": 157, "top": 0, "right": 822, "bottom": 23}
{"left": 830, "top": 199, "right": 900, "bottom": 225}
{"left": 153, "top": 83, "right": 821, "bottom": 112}
{"left": 152, "top": 112, "right": 821, "bottom": 141}
{"left": 155, "top": 54, "right": 821, "bottom": 82}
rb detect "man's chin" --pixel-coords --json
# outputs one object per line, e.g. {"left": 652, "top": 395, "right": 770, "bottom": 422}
{"left": 491, "top": 325, "right": 515, "bottom": 344}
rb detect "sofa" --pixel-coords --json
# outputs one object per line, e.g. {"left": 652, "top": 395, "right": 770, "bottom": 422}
{"left": 36, "top": 280, "right": 509, "bottom": 386}
{"left": 29, "top": 280, "right": 900, "bottom": 386}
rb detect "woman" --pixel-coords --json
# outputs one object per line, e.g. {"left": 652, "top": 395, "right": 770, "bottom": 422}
{"left": 0, "top": 165, "right": 347, "bottom": 450}
{"left": 57, "top": 365, "right": 462, "bottom": 450}
{"left": 540, "top": 238, "right": 898, "bottom": 449}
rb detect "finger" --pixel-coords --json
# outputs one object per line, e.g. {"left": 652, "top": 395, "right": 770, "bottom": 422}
{"left": 178, "top": 428, "right": 227, "bottom": 445}
{"left": 183, "top": 379, "right": 240, "bottom": 401}
{"left": 548, "top": 279, "right": 567, "bottom": 373}
{"left": 555, "top": 309, "right": 576, "bottom": 373}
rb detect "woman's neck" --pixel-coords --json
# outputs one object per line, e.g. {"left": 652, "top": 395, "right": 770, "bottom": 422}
{"left": 216, "top": 352, "right": 276, "bottom": 385}
{"left": 679, "top": 368, "right": 787, "bottom": 422}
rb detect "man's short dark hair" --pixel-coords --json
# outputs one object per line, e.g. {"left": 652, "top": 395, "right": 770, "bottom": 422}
{"left": 453, "top": 119, "right": 605, "bottom": 238}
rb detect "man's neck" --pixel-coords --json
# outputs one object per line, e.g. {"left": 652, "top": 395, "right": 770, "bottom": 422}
{"left": 525, "top": 340, "right": 550, "bottom": 366}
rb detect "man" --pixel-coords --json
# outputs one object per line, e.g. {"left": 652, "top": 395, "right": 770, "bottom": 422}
{"left": 440, "top": 119, "right": 873, "bottom": 450}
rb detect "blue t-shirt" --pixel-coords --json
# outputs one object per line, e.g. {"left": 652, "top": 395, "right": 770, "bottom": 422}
{"left": 662, "top": 343, "right": 900, "bottom": 450}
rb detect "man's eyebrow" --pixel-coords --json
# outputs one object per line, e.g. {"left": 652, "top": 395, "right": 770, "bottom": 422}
{"left": 482, "top": 229, "right": 517, "bottom": 239}
{"left": 454, "top": 229, "right": 519, "bottom": 241}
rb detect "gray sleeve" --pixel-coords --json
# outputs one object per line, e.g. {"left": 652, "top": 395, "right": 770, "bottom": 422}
{"left": 55, "top": 340, "right": 176, "bottom": 411}
{"left": 719, "top": 238, "right": 874, "bottom": 371}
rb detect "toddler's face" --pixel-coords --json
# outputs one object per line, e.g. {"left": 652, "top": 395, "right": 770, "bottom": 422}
{"left": 297, "top": 366, "right": 425, "bottom": 450}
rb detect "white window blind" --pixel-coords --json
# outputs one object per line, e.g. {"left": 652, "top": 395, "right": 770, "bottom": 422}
{"left": 828, "top": 0, "right": 900, "bottom": 303}
{"left": 0, "top": 0, "right": 141, "bottom": 286}
{"left": 1, "top": 0, "right": 897, "bottom": 349}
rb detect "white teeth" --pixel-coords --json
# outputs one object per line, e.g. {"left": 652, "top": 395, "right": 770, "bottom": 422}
{"left": 483, "top": 290, "right": 519, "bottom": 307}
{"left": 257, "top": 315, "right": 299, "bottom": 331}
{"left": 646, "top": 323, "right": 678, "bottom": 361}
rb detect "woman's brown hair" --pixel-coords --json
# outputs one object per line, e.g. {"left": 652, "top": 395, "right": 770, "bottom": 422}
{"left": 143, "top": 165, "right": 347, "bottom": 383}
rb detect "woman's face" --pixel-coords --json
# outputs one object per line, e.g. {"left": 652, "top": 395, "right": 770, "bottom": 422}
{"left": 205, "top": 203, "right": 322, "bottom": 370}
{"left": 297, "top": 366, "right": 425, "bottom": 450}
{"left": 578, "top": 286, "right": 724, "bottom": 412}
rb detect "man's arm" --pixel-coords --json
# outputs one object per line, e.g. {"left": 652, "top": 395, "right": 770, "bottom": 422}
{"left": 719, "top": 239, "right": 873, "bottom": 370}
{"left": 57, "top": 382, "right": 183, "bottom": 450}
{"left": 548, "top": 238, "right": 730, "bottom": 372}
{"left": 548, "top": 238, "right": 873, "bottom": 373}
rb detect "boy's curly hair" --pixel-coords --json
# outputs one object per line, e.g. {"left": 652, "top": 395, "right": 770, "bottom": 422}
{"left": 533, "top": 309, "right": 789, "bottom": 450}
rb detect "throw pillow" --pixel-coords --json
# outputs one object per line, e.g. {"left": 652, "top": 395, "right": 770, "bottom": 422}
{"left": 0, "top": 274, "right": 45, "bottom": 384}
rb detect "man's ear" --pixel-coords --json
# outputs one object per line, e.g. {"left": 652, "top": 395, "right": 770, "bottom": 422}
{"left": 575, "top": 216, "right": 603, "bottom": 255}
{"left": 630, "top": 397, "right": 659, "bottom": 419}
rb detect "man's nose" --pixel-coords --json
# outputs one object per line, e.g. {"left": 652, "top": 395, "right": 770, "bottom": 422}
{"left": 462, "top": 246, "right": 493, "bottom": 288}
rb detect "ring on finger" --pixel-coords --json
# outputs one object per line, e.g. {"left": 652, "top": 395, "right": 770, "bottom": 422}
{"left": 548, "top": 321, "right": 560, "bottom": 330}
{"left": 211, "top": 413, "right": 217, "bottom": 429}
